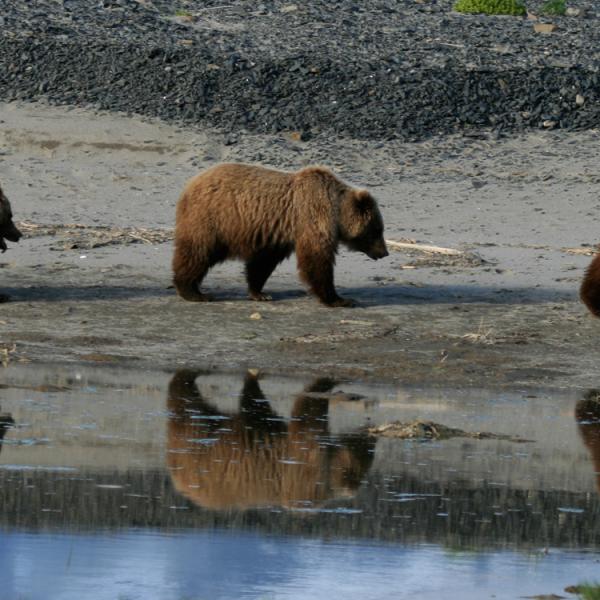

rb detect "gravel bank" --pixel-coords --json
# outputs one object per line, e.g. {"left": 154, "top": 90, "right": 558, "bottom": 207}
{"left": 2, "top": 0, "right": 600, "bottom": 140}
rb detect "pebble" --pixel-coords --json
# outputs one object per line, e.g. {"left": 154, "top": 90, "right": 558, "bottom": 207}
{"left": 565, "top": 7, "right": 584, "bottom": 17}
{"left": 533, "top": 23, "right": 557, "bottom": 34}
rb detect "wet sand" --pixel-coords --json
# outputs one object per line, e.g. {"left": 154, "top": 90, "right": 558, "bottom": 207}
{"left": 0, "top": 100, "right": 599, "bottom": 389}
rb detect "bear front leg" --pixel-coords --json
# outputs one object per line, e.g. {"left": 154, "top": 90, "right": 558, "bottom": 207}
{"left": 172, "top": 240, "right": 213, "bottom": 302}
{"left": 296, "top": 245, "right": 356, "bottom": 307}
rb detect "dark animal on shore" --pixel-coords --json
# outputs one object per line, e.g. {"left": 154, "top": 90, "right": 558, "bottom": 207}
{"left": 0, "top": 185, "right": 22, "bottom": 253}
{"left": 581, "top": 253, "right": 600, "bottom": 317}
{"left": 0, "top": 185, "right": 23, "bottom": 302}
{"left": 172, "top": 163, "right": 388, "bottom": 307}
{"left": 166, "top": 370, "right": 375, "bottom": 510}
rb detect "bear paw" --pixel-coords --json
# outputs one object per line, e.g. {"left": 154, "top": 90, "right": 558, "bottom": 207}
{"left": 249, "top": 291, "right": 273, "bottom": 302}
{"left": 327, "top": 297, "right": 357, "bottom": 308}
{"left": 177, "top": 290, "right": 214, "bottom": 302}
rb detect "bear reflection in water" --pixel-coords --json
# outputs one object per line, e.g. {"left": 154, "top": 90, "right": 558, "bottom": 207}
{"left": 167, "top": 370, "right": 375, "bottom": 510}
{"left": 0, "top": 411, "right": 13, "bottom": 454}
{"left": 576, "top": 391, "right": 600, "bottom": 495}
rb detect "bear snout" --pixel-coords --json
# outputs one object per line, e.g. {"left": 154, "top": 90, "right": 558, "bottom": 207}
{"left": 367, "top": 241, "right": 389, "bottom": 260}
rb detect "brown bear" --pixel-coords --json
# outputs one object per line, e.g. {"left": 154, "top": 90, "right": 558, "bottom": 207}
{"left": 580, "top": 253, "right": 600, "bottom": 317}
{"left": 172, "top": 163, "right": 388, "bottom": 307}
{"left": 0, "top": 184, "right": 22, "bottom": 253}
{"left": 166, "top": 370, "right": 375, "bottom": 510}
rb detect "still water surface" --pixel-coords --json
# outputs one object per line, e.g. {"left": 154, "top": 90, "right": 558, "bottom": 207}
{"left": 0, "top": 365, "right": 598, "bottom": 599}
{"left": 4, "top": 531, "right": 598, "bottom": 600}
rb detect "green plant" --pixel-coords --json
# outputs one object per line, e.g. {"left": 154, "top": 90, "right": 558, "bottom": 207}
{"left": 541, "top": 0, "right": 567, "bottom": 15}
{"left": 453, "top": 0, "right": 527, "bottom": 15}
{"left": 578, "top": 584, "right": 600, "bottom": 600}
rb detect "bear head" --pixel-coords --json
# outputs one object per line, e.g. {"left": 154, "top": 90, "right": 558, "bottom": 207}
{"left": 340, "top": 189, "right": 388, "bottom": 260}
{"left": 0, "top": 186, "right": 22, "bottom": 252}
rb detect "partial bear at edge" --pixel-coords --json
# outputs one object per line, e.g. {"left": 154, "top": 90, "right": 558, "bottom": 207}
{"left": 0, "top": 184, "right": 22, "bottom": 254}
{"left": 580, "top": 253, "right": 600, "bottom": 317}
{"left": 172, "top": 163, "right": 388, "bottom": 307}
{"left": 579, "top": 254, "right": 600, "bottom": 317}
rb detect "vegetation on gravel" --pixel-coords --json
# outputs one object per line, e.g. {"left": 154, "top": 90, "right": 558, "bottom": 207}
{"left": 541, "top": 0, "right": 567, "bottom": 15}
{"left": 453, "top": 0, "right": 527, "bottom": 15}
{"left": 577, "top": 584, "right": 600, "bottom": 600}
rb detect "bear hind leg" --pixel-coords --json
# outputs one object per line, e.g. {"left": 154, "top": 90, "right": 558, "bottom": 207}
{"left": 246, "top": 249, "right": 288, "bottom": 301}
{"left": 172, "top": 240, "right": 213, "bottom": 302}
{"left": 173, "top": 268, "right": 212, "bottom": 302}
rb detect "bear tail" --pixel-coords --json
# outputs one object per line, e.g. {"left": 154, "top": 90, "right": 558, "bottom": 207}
{"left": 580, "top": 253, "right": 600, "bottom": 317}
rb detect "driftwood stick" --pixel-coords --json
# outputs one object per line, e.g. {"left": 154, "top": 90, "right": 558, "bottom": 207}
{"left": 385, "top": 239, "right": 464, "bottom": 256}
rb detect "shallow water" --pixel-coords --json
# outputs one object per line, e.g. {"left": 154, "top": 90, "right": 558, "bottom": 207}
{"left": 4, "top": 531, "right": 598, "bottom": 600}
{"left": 0, "top": 365, "right": 598, "bottom": 599}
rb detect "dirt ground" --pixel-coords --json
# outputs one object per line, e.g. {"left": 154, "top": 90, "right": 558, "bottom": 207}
{"left": 0, "top": 100, "right": 599, "bottom": 389}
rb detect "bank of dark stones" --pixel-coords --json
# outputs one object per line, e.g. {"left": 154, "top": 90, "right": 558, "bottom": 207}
{"left": 1, "top": 0, "right": 600, "bottom": 140}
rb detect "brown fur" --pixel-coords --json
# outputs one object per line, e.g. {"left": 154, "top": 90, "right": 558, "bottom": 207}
{"left": 166, "top": 370, "right": 375, "bottom": 510}
{"left": 575, "top": 391, "right": 600, "bottom": 494}
{"left": 172, "top": 163, "right": 388, "bottom": 307}
{"left": 580, "top": 253, "right": 600, "bottom": 317}
{"left": 0, "top": 185, "right": 22, "bottom": 253}
{"left": 0, "top": 185, "right": 22, "bottom": 302}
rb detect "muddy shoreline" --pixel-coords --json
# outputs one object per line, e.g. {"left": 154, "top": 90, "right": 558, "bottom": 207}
{"left": 1, "top": 101, "right": 599, "bottom": 390}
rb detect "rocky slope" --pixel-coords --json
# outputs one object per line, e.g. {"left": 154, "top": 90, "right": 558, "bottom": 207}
{"left": 1, "top": 0, "right": 600, "bottom": 140}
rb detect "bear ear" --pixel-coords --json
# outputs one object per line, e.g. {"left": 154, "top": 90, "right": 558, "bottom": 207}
{"left": 354, "top": 190, "right": 374, "bottom": 214}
